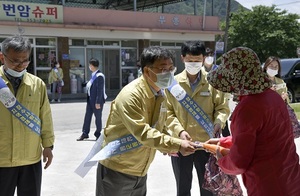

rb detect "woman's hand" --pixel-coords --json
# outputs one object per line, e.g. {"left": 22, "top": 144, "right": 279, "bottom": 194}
{"left": 281, "top": 92, "right": 288, "bottom": 101}
{"left": 270, "top": 84, "right": 276, "bottom": 91}
{"left": 205, "top": 138, "right": 220, "bottom": 145}
{"left": 215, "top": 147, "right": 224, "bottom": 160}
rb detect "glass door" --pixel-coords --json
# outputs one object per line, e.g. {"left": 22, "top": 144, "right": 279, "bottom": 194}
{"left": 86, "top": 48, "right": 104, "bottom": 79}
{"left": 104, "top": 49, "right": 120, "bottom": 90}
{"left": 86, "top": 48, "right": 120, "bottom": 91}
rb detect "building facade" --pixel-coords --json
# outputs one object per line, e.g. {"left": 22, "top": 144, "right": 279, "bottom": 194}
{"left": 0, "top": 0, "right": 223, "bottom": 97}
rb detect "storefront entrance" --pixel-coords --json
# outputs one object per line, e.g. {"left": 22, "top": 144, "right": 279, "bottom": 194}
{"left": 86, "top": 48, "right": 120, "bottom": 92}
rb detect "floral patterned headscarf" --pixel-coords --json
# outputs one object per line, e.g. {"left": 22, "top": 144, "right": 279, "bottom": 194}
{"left": 207, "top": 47, "right": 272, "bottom": 96}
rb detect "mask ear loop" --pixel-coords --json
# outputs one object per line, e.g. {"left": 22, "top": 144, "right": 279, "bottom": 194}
{"left": 145, "top": 66, "right": 158, "bottom": 84}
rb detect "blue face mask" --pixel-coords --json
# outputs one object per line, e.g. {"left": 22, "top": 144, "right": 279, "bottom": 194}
{"left": 149, "top": 69, "right": 175, "bottom": 89}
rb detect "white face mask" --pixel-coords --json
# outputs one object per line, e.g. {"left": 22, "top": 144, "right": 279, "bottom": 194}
{"left": 6, "top": 68, "right": 27, "bottom": 78}
{"left": 185, "top": 62, "right": 202, "bottom": 75}
{"left": 149, "top": 68, "right": 175, "bottom": 89}
{"left": 56, "top": 64, "right": 60, "bottom": 68}
{"left": 267, "top": 68, "right": 278, "bottom": 77}
{"left": 205, "top": 56, "right": 214, "bottom": 65}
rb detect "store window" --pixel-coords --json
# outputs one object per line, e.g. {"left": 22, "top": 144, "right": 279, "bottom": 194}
{"left": 87, "top": 40, "right": 103, "bottom": 45}
{"left": 71, "top": 39, "right": 85, "bottom": 46}
{"left": 36, "top": 48, "right": 56, "bottom": 68}
{"left": 0, "top": 37, "right": 6, "bottom": 44}
{"left": 162, "top": 42, "right": 176, "bottom": 47}
{"left": 104, "top": 40, "right": 119, "bottom": 46}
{"left": 121, "top": 40, "right": 137, "bottom": 47}
{"left": 69, "top": 47, "right": 86, "bottom": 93}
{"left": 34, "top": 38, "right": 57, "bottom": 93}
{"left": 150, "top": 41, "right": 160, "bottom": 46}
{"left": 121, "top": 43, "right": 138, "bottom": 87}
{"left": 36, "top": 38, "right": 56, "bottom": 46}
{"left": 176, "top": 42, "right": 183, "bottom": 46}
{"left": 121, "top": 49, "right": 137, "bottom": 67}
{"left": 37, "top": 70, "right": 51, "bottom": 85}
{"left": 122, "top": 68, "right": 138, "bottom": 87}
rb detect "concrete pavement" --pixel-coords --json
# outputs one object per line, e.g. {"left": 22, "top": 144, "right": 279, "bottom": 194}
{"left": 40, "top": 100, "right": 300, "bottom": 196}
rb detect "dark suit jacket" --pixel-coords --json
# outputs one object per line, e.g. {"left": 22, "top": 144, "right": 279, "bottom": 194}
{"left": 88, "top": 70, "right": 105, "bottom": 106}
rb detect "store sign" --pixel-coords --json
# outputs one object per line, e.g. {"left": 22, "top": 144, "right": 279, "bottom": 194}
{"left": 158, "top": 15, "right": 203, "bottom": 29}
{"left": 0, "top": 1, "right": 63, "bottom": 24}
{"left": 215, "top": 42, "right": 224, "bottom": 53}
{"left": 62, "top": 54, "right": 69, "bottom": 60}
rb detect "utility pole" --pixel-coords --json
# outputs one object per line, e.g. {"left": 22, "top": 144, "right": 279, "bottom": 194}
{"left": 194, "top": 0, "right": 198, "bottom": 15}
{"left": 203, "top": 0, "right": 207, "bottom": 30}
{"left": 212, "top": 0, "right": 214, "bottom": 16}
{"left": 134, "top": 0, "right": 137, "bottom": 11}
{"left": 224, "top": 0, "right": 231, "bottom": 52}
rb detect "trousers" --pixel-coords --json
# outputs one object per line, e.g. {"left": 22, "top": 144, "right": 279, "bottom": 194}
{"left": 82, "top": 98, "right": 104, "bottom": 138}
{"left": 171, "top": 150, "right": 214, "bottom": 196}
{"left": 0, "top": 161, "right": 42, "bottom": 196}
{"left": 96, "top": 163, "right": 147, "bottom": 196}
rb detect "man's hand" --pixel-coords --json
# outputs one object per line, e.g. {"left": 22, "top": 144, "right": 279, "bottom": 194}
{"left": 43, "top": 148, "right": 53, "bottom": 169}
{"left": 163, "top": 152, "right": 179, "bottom": 157}
{"left": 95, "top": 104, "right": 101, "bottom": 109}
{"left": 179, "top": 140, "right": 197, "bottom": 156}
{"left": 179, "top": 130, "right": 192, "bottom": 141}
{"left": 213, "top": 123, "right": 222, "bottom": 136}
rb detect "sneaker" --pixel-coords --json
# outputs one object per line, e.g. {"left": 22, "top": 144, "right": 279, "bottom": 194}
{"left": 51, "top": 99, "right": 55, "bottom": 103}
{"left": 58, "top": 99, "right": 61, "bottom": 102}
{"left": 77, "top": 134, "right": 89, "bottom": 141}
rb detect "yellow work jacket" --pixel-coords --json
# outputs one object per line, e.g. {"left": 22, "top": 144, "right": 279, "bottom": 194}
{"left": 100, "top": 76, "right": 181, "bottom": 177}
{"left": 274, "top": 77, "right": 289, "bottom": 103}
{"left": 165, "top": 69, "right": 230, "bottom": 142}
{"left": 48, "top": 67, "right": 63, "bottom": 84}
{"left": 0, "top": 66, "right": 54, "bottom": 167}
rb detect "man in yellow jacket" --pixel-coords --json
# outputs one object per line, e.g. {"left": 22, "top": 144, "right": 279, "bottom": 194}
{"left": 97, "top": 46, "right": 198, "bottom": 196}
{"left": 0, "top": 35, "right": 54, "bottom": 196}
{"left": 165, "top": 41, "right": 230, "bottom": 196}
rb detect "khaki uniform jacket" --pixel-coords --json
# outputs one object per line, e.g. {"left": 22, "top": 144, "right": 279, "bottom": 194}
{"left": 0, "top": 66, "right": 54, "bottom": 167}
{"left": 100, "top": 76, "right": 182, "bottom": 177}
{"left": 165, "top": 69, "right": 230, "bottom": 142}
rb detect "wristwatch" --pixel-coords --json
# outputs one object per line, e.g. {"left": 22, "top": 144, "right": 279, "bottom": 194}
{"left": 46, "top": 145, "right": 54, "bottom": 150}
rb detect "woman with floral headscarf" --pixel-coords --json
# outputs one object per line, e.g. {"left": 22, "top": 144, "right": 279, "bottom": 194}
{"left": 206, "top": 47, "right": 300, "bottom": 196}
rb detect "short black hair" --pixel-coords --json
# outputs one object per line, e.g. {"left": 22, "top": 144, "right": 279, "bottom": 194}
{"left": 181, "top": 41, "right": 206, "bottom": 57}
{"left": 140, "top": 46, "right": 175, "bottom": 73}
{"left": 89, "top": 58, "right": 99, "bottom": 67}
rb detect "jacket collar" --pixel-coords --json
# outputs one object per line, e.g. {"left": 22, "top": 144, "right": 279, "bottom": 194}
{"left": 139, "top": 75, "right": 156, "bottom": 99}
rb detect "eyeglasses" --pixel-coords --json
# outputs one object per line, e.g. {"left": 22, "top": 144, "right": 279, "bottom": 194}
{"left": 150, "top": 66, "right": 177, "bottom": 73}
{"left": 3, "top": 54, "right": 30, "bottom": 67}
